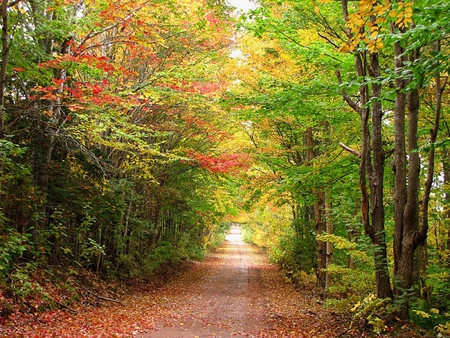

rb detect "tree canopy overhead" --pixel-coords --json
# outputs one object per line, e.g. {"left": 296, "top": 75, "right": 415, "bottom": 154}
{"left": 1, "top": 0, "right": 450, "bottom": 335}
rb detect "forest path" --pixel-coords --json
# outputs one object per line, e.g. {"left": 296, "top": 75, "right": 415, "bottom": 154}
{"left": 139, "top": 225, "right": 267, "bottom": 337}
{"left": 136, "top": 225, "right": 345, "bottom": 337}
{"left": 1, "top": 225, "right": 346, "bottom": 337}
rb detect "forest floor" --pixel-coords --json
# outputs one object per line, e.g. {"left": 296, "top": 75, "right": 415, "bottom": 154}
{"left": 1, "top": 226, "right": 429, "bottom": 337}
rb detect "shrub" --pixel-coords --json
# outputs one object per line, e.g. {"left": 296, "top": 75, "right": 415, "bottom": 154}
{"left": 350, "top": 293, "right": 394, "bottom": 334}
{"left": 324, "top": 264, "right": 376, "bottom": 314}
{"left": 0, "top": 231, "right": 30, "bottom": 281}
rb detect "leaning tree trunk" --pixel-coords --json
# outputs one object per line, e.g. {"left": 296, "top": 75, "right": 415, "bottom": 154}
{"left": 418, "top": 41, "right": 447, "bottom": 300}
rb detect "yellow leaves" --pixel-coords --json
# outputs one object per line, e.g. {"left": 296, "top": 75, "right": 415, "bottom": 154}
{"left": 369, "top": 317, "right": 386, "bottom": 334}
{"left": 229, "top": 33, "right": 312, "bottom": 92}
{"left": 338, "top": 0, "right": 414, "bottom": 53}
{"left": 394, "top": 1, "right": 414, "bottom": 29}
{"left": 297, "top": 28, "right": 319, "bottom": 45}
{"left": 369, "top": 29, "right": 379, "bottom": 39}
{"left": 367, "top": 38, "right": 384, "bottom": 53}
{"left": 413, "top": 310, "right": 431, "bottom": 319}
{"left": 337, "top": 43, "right": 350, "bottom": 53}
{"left": 375, "top": 16, "right": 386, "bottom": 25}
{"left": 405, "top": 3, "right": 413, "bottom": 18}
{"left": 359, "top": 0, "right": 377, "bottom": 13}
{"left": 372, "top": 2, "right": 390, "bottom": 18}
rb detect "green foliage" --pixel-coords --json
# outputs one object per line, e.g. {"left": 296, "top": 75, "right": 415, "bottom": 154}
{"left": 8, "top": 262, "right": 43, "bottom": 299}
{"left": 204, "top": 221, "right": 231, "bottom": 250}
{"left": 143, "top": 242, "right": 180, "bottom": 275}
{"left": 408, "top": 267, "right": 450, "bottom": 333}
{"left": 317, "top": 234, "right": 372, "bottom": 265}
{"left": 0, "top": 231, "right": 30, "bottom": 281}
{"left": 325, "top": 265, "right": 375, "bottom": 310}
{"left": 426, "top": 267, "right": 450, "bottom": 313}
{"left": 241, "top": 225, "right": 255, "bottom": 245}
{"left": 410, "top": 301, "right": 449, "bottom": 333}
{"left": 273, "top": 230, "right": 316, "bottom": 273}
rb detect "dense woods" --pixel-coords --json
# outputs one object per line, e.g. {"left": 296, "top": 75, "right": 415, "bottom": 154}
{"left": 0, "top": 0, "right": 449, "bottom": 336}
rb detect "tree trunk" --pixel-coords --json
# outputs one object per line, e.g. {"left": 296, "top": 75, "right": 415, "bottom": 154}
{"left": 444, "top": 146, "right": 450, "bottom": 268}
{"left": 314, "top": 190, "right": 326, "bottom": 289}
{"left": 0, "top": 0, "right": 9, "bottom": 208}
{"left": 369, "top": 51, "right": 393, "bottom": 300}
{"left": 336, "top": 50, "right": 393, "bottom": 298}
{"left": 335, "top": 0, "right": 393, "bottom": 298}
{"left": 392, "top": 35, "right": 409, "bottom": 317}
{"left": 392, "top": 33, "right": 431, "bottom": 318}
{"left": 325, "top": 194, "right": 333, "bottom": 291}
{"left": 0, "top": 0, "right": 9, "bottom": 139}
{"left": 306, "top": 127, "right": 327, "bottom": 288}
{"left": 417, "top": 42, "right": 446, "bottom": 301}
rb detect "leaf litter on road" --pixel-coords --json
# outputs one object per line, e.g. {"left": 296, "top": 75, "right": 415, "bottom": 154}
{"left": 1, "top": 227, "right": 346, "bottom": 337}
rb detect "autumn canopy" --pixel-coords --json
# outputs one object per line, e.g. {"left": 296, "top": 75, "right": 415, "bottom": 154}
{"left": 1, "top": 0, "right": 450, "bottom": 336}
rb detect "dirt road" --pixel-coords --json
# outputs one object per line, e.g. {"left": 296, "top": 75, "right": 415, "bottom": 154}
{"left": 138, "top": 225, "right": 345, "bottom": 337}
{"left": 139, "top": 225, "right": 267, "bottom": 337}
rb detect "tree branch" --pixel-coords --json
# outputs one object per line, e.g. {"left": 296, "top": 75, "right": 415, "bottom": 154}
{"left": 79, "top": 285, "right": 125, "bottom": 306}
{"left": 339, "top": 142, "right": 361, "bottom": 157}
{"left": 335, "top": 69, "right": 362, "bottom": 115}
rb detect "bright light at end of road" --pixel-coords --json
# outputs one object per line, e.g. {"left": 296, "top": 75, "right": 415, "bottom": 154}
{"left": 226, "top": 224, "right": 244, "bottom": 244}
{"left": 227, "top": 0, "right": 257, "bottom": 12}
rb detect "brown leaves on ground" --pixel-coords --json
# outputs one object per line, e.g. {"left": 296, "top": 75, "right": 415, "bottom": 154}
{"left": 0, "top": 235, "right": 429, "bottom": 338}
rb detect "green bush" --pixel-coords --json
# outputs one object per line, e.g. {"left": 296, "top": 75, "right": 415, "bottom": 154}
{"left": 325, "top": 264, "right": 375, "bottom": 312}
{"left": 270, "top": 232, "right": 316, "bottom": 273}
{"left": 143, "top": 241, "right": 180, "bottom": 275}
{"left": 410, "top": 303, "right": 448, "bottom": 332}
{"left": 0, "top": 231, "right": 30, "bottom": 281}
{"left": 8, "top": 262, "right": 43, "bottom": 298}
{"left": 426, "top": 267, "right": 450, "bottom": 313}
{"left": 241, "top": 225, "right": 254, "bottom": 244}
{"left": 350, "top": 294, "right": 394, "bottom": 334}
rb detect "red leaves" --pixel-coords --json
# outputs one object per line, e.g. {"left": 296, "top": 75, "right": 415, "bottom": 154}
{"left": 164, "top": 80, "right": 225, "bottom": 96}
{"left": 188, "top": 151, "right": 252, "bottom": 174}
{"left": 32, "top": 79, "right": 123, "bottom": 110}
{"left": 39, "top": 54, "right": 116, "bottom": 74}
{"left": 191, "top": 80, "right": 225, "bottom": 95}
